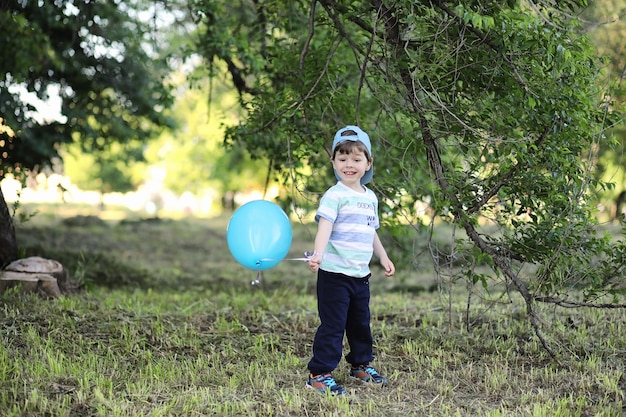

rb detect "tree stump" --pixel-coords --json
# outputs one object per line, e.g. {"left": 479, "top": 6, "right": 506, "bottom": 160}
{"left": 0, "top": 257, "right": 65, "bottom": 297}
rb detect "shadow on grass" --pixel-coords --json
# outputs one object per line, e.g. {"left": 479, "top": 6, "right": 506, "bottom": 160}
{"left": 15, "top": 213, "right": 440, "bottom": 296}
{"left": 15, "top": 215, "right": 321, "bottom": 294}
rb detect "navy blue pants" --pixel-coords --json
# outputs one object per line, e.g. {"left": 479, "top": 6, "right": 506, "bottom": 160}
{"left": 307, "top": 269, "right": 374, "bottom": 375}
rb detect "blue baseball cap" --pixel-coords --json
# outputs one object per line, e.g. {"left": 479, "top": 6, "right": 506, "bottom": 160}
{"left": 332, "top": 125, "right": 374, "bottom": 185}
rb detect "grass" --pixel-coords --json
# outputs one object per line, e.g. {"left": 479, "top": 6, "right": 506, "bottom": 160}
{"left": 1, "top": 205, "right": 625, "bottom": 416}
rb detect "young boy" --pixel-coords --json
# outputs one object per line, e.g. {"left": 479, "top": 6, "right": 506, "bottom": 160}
{"left": 306, "top": 125, "right": 395, "bottom": 396}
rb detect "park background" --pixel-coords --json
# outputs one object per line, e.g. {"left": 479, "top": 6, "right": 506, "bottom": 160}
{"left": 2, "top": 1, "right": 626, "bottom": 416}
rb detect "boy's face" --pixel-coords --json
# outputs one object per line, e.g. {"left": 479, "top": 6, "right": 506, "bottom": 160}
{"left": 332, "top": 148, "right": 373, "bottom": 188}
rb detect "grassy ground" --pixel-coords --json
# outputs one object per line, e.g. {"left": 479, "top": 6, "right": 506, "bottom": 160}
{"left": 1, "top": 205, "right": 625, "bottom": 416}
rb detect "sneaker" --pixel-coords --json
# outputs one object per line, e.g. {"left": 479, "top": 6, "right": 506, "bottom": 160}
{"left": 350, "top": 364, "right": 388, "bottom": 385}
{"left": 306, "top": 373, "right": 346, "bottom": 396}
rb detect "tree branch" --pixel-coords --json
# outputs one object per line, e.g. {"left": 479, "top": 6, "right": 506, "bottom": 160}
{"left": 535, "top": 296, "right": 626, "bottom": 309}
{"left": 380, "top": 1, "right": 557, "bottom": 359}
{"left": 467, "top": 125, "right": 551, "bottom": 215}
{"left": 299, "top": 0, "right": 317, "bottom": 71}
{"left": 432, "top": 0, "right": 531, "bottom": 93}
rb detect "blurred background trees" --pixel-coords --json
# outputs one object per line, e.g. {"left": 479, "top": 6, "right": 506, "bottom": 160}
{"left": 583, "top": 0, "right": 626, "bottom": 220}
{"left": 0, "top": 0, "right": 175, "bottom": 175}
{"left": 0, "top": 0, "right": 173, "bottom": 265}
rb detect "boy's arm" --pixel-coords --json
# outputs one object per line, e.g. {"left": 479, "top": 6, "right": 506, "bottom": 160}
{"left": 373, "top": 232, "right": 395, "bottom": 277}
{"left": 308, "top": 218, "right": 333, "bottom": 273}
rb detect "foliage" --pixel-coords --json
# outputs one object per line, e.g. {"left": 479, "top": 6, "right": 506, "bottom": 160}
{"left": 142, "top": 69, "right": 269, "bottom": 196}
{"left": 62, "top": 142, "right": 143, "bottom": 194}
{"left": 190, "top": 1, "right": 624, "bottom": 311}
{"left": 582, "top": 0, "right": 626, "bottom": 218}
{"left": 583, "top": 0, "right": 626, "bottom": 103}
{"left": 0, "top": 0, "right": 178, "bottom": 264}
{"left": 0, "top": 0, "right": 175, "bottom": 178}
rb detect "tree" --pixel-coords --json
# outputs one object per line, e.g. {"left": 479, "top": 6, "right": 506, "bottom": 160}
{"left": 142, "top": 68, "right": 269, "bottom": 202}
{"left": 62, "top": 140, "right": 143, "bottom": 196}
{"left": 0, "top": 0, "right": 175, "bottom": 266}
{"left": 192, "top": 0, "right": 624, "bottom": 355}
{"left": 581, "top": 0, "right": 626, "bottom": 219}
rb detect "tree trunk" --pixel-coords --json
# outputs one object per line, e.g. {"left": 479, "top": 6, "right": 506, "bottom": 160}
{"left": 612, "top": 190, "right": 626, "bottom": 221}
{"left": 0, "top": 187, "right": 18, "bottom": 268}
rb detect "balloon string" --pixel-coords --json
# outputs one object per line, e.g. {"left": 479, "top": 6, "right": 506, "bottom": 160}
{"left": 251, "top": 252, "right": 314, "bottom": 286}
{"left": 258, "top": 257, "right": 310, "bottom": 262}
{"left": 259, "top": 251, "right": 314, "bottom": 263}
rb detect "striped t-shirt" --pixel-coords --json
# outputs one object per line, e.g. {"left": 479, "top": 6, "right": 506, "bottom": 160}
{"left": 315, "top": 181, "right": 380, "bottom": 278}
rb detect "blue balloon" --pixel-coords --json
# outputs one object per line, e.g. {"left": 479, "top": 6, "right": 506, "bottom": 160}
{"left": 226, "top": 200, "right": 293, "bottom": 270}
